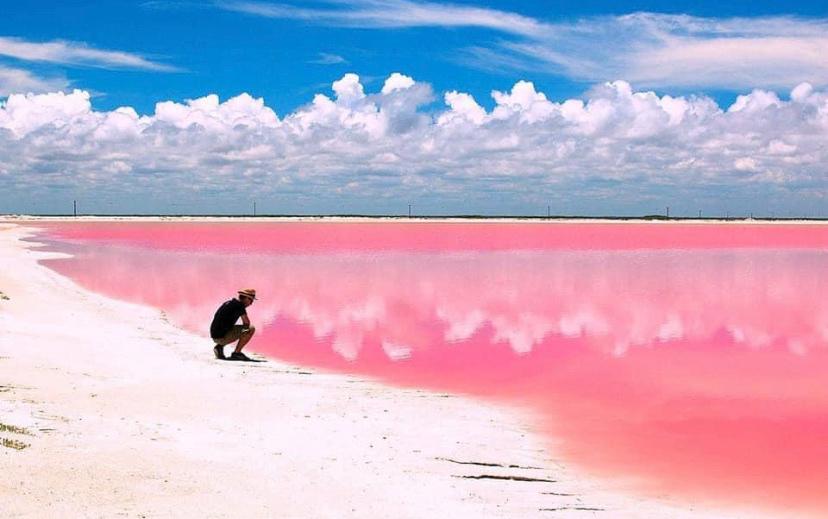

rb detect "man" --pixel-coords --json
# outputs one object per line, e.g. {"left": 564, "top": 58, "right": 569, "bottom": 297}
{"left": 210, "top": 288, "right": 257, "bottom": 361}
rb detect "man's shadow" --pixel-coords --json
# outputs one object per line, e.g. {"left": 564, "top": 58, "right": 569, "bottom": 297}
{"left": 224, "top": 357, "right": 266, "bottom": 363}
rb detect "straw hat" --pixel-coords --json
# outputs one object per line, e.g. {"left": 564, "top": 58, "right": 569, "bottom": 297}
{"left": 238, "top": 288, "right": 257, "bottom": 300}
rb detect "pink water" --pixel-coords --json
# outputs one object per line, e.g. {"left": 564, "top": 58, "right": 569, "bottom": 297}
{"left": 33, "top": 222, "right": 828, "bottom": 516}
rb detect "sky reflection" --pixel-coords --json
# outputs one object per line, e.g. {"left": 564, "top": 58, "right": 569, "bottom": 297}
{"left": 36, "top": 222, "right": 828, "bottom": 517}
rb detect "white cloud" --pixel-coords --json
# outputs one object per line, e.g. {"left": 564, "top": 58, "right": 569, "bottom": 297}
{"left": 0, "top": 36, "right": 178, "bottom": 71}
{"left": 1, "top": 74, "right": 828, "bottom": 213}
{"left": 628, "top": 35, "right": 828, "bottom": 89}
{"left": 221, "top": 0, "right": 544, "bottom": 36}
{"left": 331, "top": 73, "right": 366, "bottom": 103}
{"left": 221, "top": 2, "right": 828, "bottom": 91}
{"left": 381, "top": 72, "right": 415, "bottom": 94}
{"left": 438, "top": 91, "right": 486, "bottom": 125}
{"left": 153, "top": 92, "right": 279, "bottom": 130}
{"left": 734, "top": 157, "right": 759, "bottom": 172}
{"left": 767, "top": 140, "right": 797, "bottom": 155}
{"left": 309, "top": 52, "right": 348, "bottom": 65}
{"left": 0, "top": 65, "right": 68, "bottom": 96}
{"left": 791, "top": 82, "right": 814, "bottom": 101}
{"left": 728, "top": 89, "right": 783, "bottom": 113}
{"left": 0, "top": 89, "right": 95, "bottom": 136}
{"left": 491, "top": 80, "right": 556, "bottom": 124}
{"left": 499, "top": 14, "right": 828, "bottom": 90}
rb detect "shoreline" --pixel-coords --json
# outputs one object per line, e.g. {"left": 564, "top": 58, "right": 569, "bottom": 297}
{"left": 4, "top": 214, "right": 828, "bottom": 225}
{"left": 0, "top": 222, "right": 784, "bottom": 518}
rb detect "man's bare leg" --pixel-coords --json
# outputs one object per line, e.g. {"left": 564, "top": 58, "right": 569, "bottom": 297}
{"left": 233, "top": 326, "right": 255, "bottom": 354}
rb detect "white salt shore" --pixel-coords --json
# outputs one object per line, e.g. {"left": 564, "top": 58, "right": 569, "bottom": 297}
{"left": 0, "top": 222, "right": 784, "bottom": 518}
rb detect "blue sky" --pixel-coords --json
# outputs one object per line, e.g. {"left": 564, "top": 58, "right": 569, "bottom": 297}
{"left": 1, "top": 1, "right": 827, "bottom": 215}
{"left": 2, "top": 0, "right": 827, "bottom": 113}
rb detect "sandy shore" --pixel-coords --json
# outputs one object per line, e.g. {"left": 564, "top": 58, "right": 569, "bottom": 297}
{"left": 0, "top": 222, "right": 779, "bottom": 518}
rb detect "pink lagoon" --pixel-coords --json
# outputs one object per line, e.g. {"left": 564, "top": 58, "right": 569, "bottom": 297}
{"left": 32, "top": 220, "right": 828, "bottom": 517}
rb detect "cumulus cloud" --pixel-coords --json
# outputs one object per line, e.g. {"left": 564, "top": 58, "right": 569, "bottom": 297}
{"left": 381, "top": 72, "right": 415, "bottom": 94}
{"left": 438, "top": 91, "right": 486, "bottom": 125}
{"left": 221, "top": 1, "right": 828, "bottom": 90}
{"left": 0, "top": 36, "right": 179, "bottom": 71}
{"left": 1, "top": 73, "right": 827, "bottom": 213}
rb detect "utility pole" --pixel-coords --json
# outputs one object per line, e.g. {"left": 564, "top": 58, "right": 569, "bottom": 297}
{"left": 698, "top": 209, "right": 702, "bottom": 218}
{"left": 408, "top": 204, "right": 411, "bottom": 218}
{"left": 547, "top": 204, "right": 550, "bottom": 218}
{"left": 73, "top": 200, "right": 77, "bottom": 217}
{"left": 253, "top": 200, "right": 257, "bottom": 216}
{"left": 666, "top": 206, "right": 670, "bottom": 218}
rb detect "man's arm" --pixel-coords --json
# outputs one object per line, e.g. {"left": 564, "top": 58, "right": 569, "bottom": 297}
{"left": 241, "top": 313, "right": 251, "bottom": 329}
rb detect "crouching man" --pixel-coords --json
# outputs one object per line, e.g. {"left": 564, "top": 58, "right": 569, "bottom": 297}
{"left": 211, "top": 288, "right": 256, "bottom": 361}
